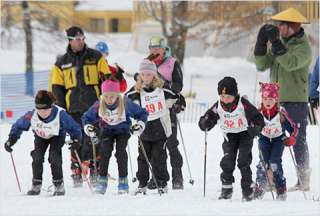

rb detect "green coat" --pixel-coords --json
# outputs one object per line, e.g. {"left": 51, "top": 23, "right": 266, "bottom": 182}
{"left": 255, "top": 31, "right": 312, "bottom": 103}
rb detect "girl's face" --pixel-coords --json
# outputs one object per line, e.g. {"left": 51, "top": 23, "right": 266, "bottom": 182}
{"left": 220, "top": 94, "right": 235, "bottom": 104}
{"left": 37, "top": 108, "right": 52, "bottom": 119}
{"left": 262, "top": 97, "right": 276, "bottom": 109}
{"left": 141, "top": 72, "right": 154, "bottom": 85}
{"left": 104, "top": 94, "right": 118, "bottom": 105}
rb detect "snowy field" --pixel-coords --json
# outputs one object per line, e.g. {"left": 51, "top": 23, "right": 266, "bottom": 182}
{"left": 0, "top": 123, "right": 319, "bottom": 216}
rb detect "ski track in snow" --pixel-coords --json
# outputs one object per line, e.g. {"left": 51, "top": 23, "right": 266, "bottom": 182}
{"left": 0, "top": 123, "right": 319, "bottom": 216}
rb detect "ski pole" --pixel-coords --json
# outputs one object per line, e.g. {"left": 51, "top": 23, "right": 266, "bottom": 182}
{"left": 257, "top": 146, "right": 275, "bottom": 200}
{"left": 177, "top": 118, "right": 194, "bottom": 185}
{"left": 203, "top": 129, "right": 208, "bottom": 197}
{"left": 288, "top": 146, "right": 307, "bottom": 200}
{"left": 74, "top": 149, "right": 94, "bottom": 194}
{"left": 138, "top": 137, "right": 162, "bottom": 196}
{"left": 127, "top": 142, "right": 137, "bottom": 182}
{"left": 10, "top": 152, "right": 22, "bottom": 192}
{"left": 90, "top": 136, "right": 99, "bottom": 180}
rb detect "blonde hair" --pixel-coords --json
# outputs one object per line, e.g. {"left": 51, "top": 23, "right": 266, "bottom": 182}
{"left": 135, "top": 74, "right": 164, "bottom": 93}
{"left": 98, "top": 92, "right": 125, "bottom": 120}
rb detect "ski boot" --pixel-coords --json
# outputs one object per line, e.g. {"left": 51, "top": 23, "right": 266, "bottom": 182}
{"left": 254, "top": 183, "right": 266, "bottom": 200}
{"left": 242, "top": 187, "right": 254, "bottom": 202}
{"left": 172, "top": 178, "right": 184, "bottom": 190}
{"left": 218, "top": 184, "right": 233, "bottom": 200}
{"left": 288, "top": 169, "right": 311, "bottom": 192}
{"left": 27, "top": 179, "right": 42, "bottom": 196}
{"left": 276, "top": 186, "right": 287, "bottom": 201}
{"left": 95, "top": 176, "right": 108, "bottom": 195}
{"left": 147, "top": 179, "right": 157, "bottom": 190}
{"left": 53, "top": 179, "right": 65, "bottom": 196}
{"left": 158, "top": 182, "right": 168, "bottom": 194}
{"left": 134, "top": 182, "right": 147, "bottom": 195}
{"left": 118, "top": 177, "right": 129, "bottom": 194}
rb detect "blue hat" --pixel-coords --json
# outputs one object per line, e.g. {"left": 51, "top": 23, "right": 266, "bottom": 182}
{"left": 95, "top": 42, "right": 109, "bottom": 54}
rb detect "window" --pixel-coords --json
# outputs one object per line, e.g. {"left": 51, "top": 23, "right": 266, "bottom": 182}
{"left": 109, "top": 18, "right": 119, "bottom": 33}
{"left": 90, "top": 18, "right": 105, "bottom": 33}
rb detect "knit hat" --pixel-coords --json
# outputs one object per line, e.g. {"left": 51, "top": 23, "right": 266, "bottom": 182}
{"left": 217, "top": 76, "right": 238, "bottom": 97}
{"left": 101, "top": 79, "right": 120, "bottom": 94}
{"left": 260, "top": 82, "right": 280, "bottom": 100}
{"left": 139, "top": 59, "right": 157, "bottom": 75}
{"left": 66, "top": 26, "right": 84, "bottom": 40}
{"left": 35, "top": 90, "right": 55, "bottom": 109}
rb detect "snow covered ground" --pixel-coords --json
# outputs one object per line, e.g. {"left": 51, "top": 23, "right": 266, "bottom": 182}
{"left": 0, "top": 123, "right": 319, "bottom": 216}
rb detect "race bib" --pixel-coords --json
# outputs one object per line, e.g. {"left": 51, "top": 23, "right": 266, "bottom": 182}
{"left": 31, "top": 109, "right": 60, "bottom": 139}
{"left": 141, "top": 88, "right": 167, "bottom": 121}
{"left": 100, "top": 107, "right": 126, "bottom": 126}
{"left": 261, "top": 113, "right": 283, "bottom": 138}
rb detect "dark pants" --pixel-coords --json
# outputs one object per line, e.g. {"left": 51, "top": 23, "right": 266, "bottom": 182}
{"left": 220, "top": 131, "right": 253, "bottom": 193}
{"left": 31, "top": 135, "right": 65, "bottom": 182}
{"left": 69, "top": 112, "right": 84, "bottom": 172}
{"left": 137, "top": 139, "right": 169, "bottom": 187}
{"left": 99, "top": 133, "right": 130, "bottom": 178}
{"left": 256, "top": 137, "right": 286, "bottom": 189}
{"left": 282, "top": 102, "right": 309, "bottom": 171}
{"left": 166, "top": 111, "right": 183, "bottom": 182}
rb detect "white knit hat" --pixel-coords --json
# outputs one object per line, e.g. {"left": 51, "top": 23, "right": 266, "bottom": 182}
{"left": 139, "top": 59, "right": 157, "bottom": 75}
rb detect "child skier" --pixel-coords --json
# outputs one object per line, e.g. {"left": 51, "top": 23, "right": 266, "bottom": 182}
{"left": 3, "top": 90, "right": 82, "bottom": 196}
{"left": 82, "top": 78, "right": 148, "bottom": 194}
{"left": 254, "top": 83, "right": 297, "bottom": 201}
{"left": 126, "top": 59, "right": 178, "bottom": 194}
{"left": 198, "top": 76, "right": 265, "bottom": 201}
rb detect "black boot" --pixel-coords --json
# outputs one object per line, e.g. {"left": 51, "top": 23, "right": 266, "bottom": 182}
{"left": 218, "top": 185, "right": 233, "bottom": 200}
{"left": 172, "top": 169, "right": 184, "bottom": 190}
{"left": 27, "top": 179, "right": 42, "bottom": 195}
{"left": 147, "top": 179, "right": 157, "bottom": 190}
{"left": 242, "top": 187, "right": 254, "bottom": 202}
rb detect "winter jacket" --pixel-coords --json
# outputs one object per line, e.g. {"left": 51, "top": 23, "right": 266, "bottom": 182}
{"left": 156, "top": 56, "right": 183, "bottom": 94}
{"left": 199, "top": 95, "right": 265, "bottom": 137}
{"left": 308, "top": 56, "right": 319, "bottom": 99}
{"left": 255, "top": 28, "right": 312, "bottom": 103}
{"left": 81, "top": 97, "right": 148, "bottom": 135}
{"left": 126, "top": 86, "right": 178, "bottom": 141}
{"left": 8, "top": 105, "right": 82, "bottom": 141}
{"left": 50, "top": 44, "right": 111, "bottom": 113}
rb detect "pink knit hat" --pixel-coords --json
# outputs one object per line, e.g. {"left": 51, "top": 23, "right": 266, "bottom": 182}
{"left": 139, "top": 59, "right": 157, "bottom": 75}
{"left": 101, "top": 79, "right": 120, "bottom": 93}
{"left": 260, "top": 82, "right": 280, "bottom": 100}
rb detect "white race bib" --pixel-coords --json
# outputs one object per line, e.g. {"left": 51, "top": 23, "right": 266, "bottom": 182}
{"left": 141, "top": 88, "right": 167, "bottom": 121}
{"left": 31, "top": 107, "right": 61, "bottom": 139}
{"left": 100, "top": 107, "right": 126, "bottom": 126}
{"left": 261, "top": 113, "right": 283, "bottom": 138}
{"left": 217, "top": 98, "right": 248, "bottom": 133}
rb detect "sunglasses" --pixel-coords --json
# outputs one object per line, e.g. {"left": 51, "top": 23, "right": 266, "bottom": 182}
{"left": 68, "top": 36, "right": 85, "bottom": 41}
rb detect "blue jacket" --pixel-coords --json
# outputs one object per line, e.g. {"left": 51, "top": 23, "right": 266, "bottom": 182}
{"left": 309, "top": 56, "right": 319, "bottom": 99}
{"left": 81, "top": 96, "right": 148, "bottom": 135}
{"left": 9, "top": 105, "right": 82, "bottom": 141}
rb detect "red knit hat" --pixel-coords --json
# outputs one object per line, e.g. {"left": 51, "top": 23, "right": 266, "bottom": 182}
{"left": 101, "top": 79, "right": 120, "bottom": 94}
{"left": 260, "top": 82, "right": 280, "bottom": 100}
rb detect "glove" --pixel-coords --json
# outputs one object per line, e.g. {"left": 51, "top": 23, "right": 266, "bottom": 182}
{"left": 198, "top": 115, "right": 213, "bottom": 131}
{"left": 309, "top": 97, "right": 319, "bottom": 109}
{"left": 68, "top": 139, "right": 81, "bottom": 151}
{"left": 115, "top": 64, "right": 125, "bottom": 80}
{"left": 130, "top": 121, "right": 145, "bottom": 136}
{"left": 171, "top": 103, "right": 182, "bottom": 114}
{"left": 247, "top": 126, "right": 261, "bottom": 138}
{"left": 256, "top": 24, "right": 270, "bottom": 45}
{"left": 283, "top": 136, "right": 296, "bottom": 147}
{"left": 171, "top": 94, "right": 186, "bottom": 114}
{"left": 84, "top": 124, "right": 97, "bottom": 138}
{"left": 271, "top": 39, "right": 287, "bottom": 56}
{"left": 264, "top": 24, "right": 279, "bottom": 43}
{"left": 4, "top": 137, "right": 17, "bottom": 152}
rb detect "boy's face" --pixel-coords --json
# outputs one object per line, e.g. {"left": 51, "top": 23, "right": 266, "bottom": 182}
{"left": 37, "top": 108, "right": 52, "bottom": 119}
{"left": 262, "top": 97, "right": 276, "bottom": 109}
{"left": 141, "top": 72, "right": 154, "bottom": 85}
{"left": 220, "top": 94, "right": 235, "bottom": 104}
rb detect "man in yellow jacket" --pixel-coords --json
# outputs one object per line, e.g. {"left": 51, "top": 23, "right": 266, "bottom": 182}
{"left": 51, "top": 26, "right": 111, "bottom": 187}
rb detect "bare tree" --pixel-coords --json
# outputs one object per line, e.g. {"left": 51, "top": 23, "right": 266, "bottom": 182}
{"left": 141, "top": 1, "right": 209, "bottom": 64}
{"left": 21, "top": 1, "right": 34, "bottom": 95}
